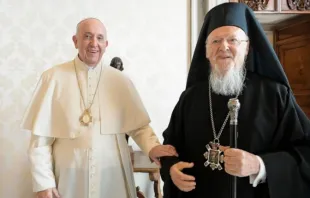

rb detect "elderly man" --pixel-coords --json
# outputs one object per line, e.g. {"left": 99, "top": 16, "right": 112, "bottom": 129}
{"left": 160, "top": 3, "right": 310, "bottom": 198}
{"left": 22, "top": 18, "right": 177, "bottom": 198}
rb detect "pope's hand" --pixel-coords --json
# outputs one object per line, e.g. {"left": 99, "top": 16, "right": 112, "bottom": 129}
{"left": 149, "top": 145, "right": 178, "bottom": 166}
{"left": 36, "top": 188, "right": 60, "bottom": 198}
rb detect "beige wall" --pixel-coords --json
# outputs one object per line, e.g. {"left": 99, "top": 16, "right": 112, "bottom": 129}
{"left": 0, "top": 1, "right": 189, "bottom": 197}
{"left": 265, "top": 31, "right": 274, "bottom": 47}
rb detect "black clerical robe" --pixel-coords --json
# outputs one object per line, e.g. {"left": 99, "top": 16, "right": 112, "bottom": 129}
{"left": 161, "top": 72, "right": 310, "bottom": 198}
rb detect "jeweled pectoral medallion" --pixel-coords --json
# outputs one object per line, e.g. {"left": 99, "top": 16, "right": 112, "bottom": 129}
{"left": 203, "top": 141, "right": 224, "bottom": 170}
{"left": 79, "top": 109, "right": 92, "bottom": 126}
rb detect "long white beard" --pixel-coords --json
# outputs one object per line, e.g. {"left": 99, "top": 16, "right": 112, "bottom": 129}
{"left": 210, "top": 64, "right": 246, "bottom": 96}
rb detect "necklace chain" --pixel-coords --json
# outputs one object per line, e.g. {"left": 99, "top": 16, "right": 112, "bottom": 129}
{"left": 208, "top": 83, "right": 230, "bottom": 142}
{"left": 74, "top": 60, "right": 103, "bottom": 111}
{"left": 208, "top": 76, "right": 245, "bottom": 142}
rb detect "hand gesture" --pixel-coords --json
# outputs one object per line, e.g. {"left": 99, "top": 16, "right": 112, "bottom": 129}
{"left": 36, "top": 188, "right": 60, "bottom": 198}
{"left": 170, "top": 162, "right": 196, "bottom": 192}
{"left": 149, "top": 145, "right": 178, "bottom": 166}
{"left": 222, "top": 147, "right": 260, "bottom": 177}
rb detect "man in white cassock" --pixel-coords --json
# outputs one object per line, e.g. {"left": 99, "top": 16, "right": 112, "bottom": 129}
{"left": 21, "top": 18, "right": 177, "bottom": 198}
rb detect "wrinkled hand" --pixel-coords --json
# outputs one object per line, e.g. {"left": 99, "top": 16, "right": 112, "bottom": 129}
{"left": 149, "top": 145, "right": 178, "bottom": 166}
{"left": 36, "top": 188, "right": 60, "bottom": 198}
{"left": 170, "top": 162, "right": 196, "bottom": 192}
{"left": 222, "top": 147, "right": 260, "bottom": 177}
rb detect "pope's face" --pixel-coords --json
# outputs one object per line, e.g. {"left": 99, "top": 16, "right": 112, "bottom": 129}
{"left": 73, "top": 19, "right": 108, "bottom": 66}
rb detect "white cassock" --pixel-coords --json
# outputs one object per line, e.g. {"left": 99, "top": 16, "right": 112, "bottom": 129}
{"left": 21, "top": 56, "right": 160, "bottom": 198}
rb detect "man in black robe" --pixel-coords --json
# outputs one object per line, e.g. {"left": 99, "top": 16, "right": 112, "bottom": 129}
{"left": 160, "top": 3, "right": 310, "bottom": 198}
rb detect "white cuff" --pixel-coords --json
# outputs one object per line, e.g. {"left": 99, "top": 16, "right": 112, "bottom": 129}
{"left": 249, "top": 156, "right": 267, "bottom": 187}
{"left": 29, "top": 146, "right": 56, "bottom": 192}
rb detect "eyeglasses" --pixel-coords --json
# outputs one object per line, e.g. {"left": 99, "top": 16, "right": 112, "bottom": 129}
{"left": 207, "top": 37, "right": 248, "bottom": 47}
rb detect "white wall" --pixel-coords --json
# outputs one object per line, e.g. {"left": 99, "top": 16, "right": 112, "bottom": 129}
{"left": 190, "top": 0, "right": 206, "bottom": 60}
{"left": 0, "top": 1, "right": 189, "bottom": 197}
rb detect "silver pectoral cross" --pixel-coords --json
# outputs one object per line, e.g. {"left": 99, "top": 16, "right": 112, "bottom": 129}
{"left": 203, "top": 141, "right": 224, "bottom": 170}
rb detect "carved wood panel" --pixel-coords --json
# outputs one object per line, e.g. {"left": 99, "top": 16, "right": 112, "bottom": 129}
{"left": 231, "top": 0, "right": 310, "bottom": 12}
{"left": 285, "top": 0, "right": 310, "bottom": 10}
{"left": 276, "top": 28, "right": 310, "bottom": 117}
{"left": 237, "top": 0, "right": 276, "bottom": 10}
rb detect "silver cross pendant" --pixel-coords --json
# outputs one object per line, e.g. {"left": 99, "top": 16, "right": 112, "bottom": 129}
{"left": 203, "top": 141, "right": 224, "bottom": 170}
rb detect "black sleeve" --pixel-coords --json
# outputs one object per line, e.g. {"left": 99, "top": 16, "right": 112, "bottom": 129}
{"left": 160, "top": 92, "right": 187, "bottom": 198}
{"left": 259, "top": 88, "right": 310, "bottom": 198}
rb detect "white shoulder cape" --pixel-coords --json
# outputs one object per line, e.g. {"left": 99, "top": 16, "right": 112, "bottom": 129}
{"left": 21, "top": 59, "right": 150, "bottom": 138}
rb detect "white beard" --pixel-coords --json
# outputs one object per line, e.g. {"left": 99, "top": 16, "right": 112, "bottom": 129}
{"left": 210, "top": 64, "right": 246, "bottom": 96}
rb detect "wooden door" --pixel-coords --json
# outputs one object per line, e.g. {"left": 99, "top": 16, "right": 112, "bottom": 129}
{"left": 275, "top": 18, "right": 310, "bottom": 118}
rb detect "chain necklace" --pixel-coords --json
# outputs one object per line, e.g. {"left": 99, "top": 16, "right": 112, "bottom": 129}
{"left": 209, "top": 82, "right": 230, "bottom": 144}
{"left": 74, "top": 60, "right": 103, "bottom": 126}
{"left": 204, "top": 76, "right": 245, "bottom": 170}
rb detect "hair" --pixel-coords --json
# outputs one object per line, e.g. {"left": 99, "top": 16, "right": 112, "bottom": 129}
{"left": 75, "top": 17, "right": 108, "bottom": 40}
